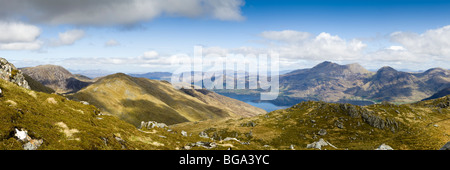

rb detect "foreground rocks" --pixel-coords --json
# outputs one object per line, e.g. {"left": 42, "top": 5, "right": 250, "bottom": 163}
{"left": 375, "top": 143, "right": 394, "bottom": 150}
{"left": 306, "top": 138, "right": 337, "bottom": 150}
{"left": 439, "top": 142, "right": 450, "bottom": 150}
{"left": 14, "top": 128, "right": 43, "bottom": 150}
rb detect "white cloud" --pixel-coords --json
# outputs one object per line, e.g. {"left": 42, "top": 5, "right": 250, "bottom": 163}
{"left": 105, "top": 39, "right": 120, "bottom": 47}
{"left": 260, "top": 31, "right": 367, "bottom": 61}
{"left": 390, "top": 25, "right": 450, "bottom": 57}
{"left": 0, "top": 21, "right": 41, "bottom": 43}
{"left": 0, "top": 21, "right": 43, "bottom": 50}
{"left": 50, "top": 29, "right": 85, "bottom": 46}
{"left": 0, "top": 41, "right": 43, "bottom": 50}
{"left": 140, "top": 51, "right": 159, "bottom": 59}
{"left": 204, "top": 0, "right": 245, "bottom": 21}
{"left": 386, "top": 45, "right": 405, "bottom": 51}
{"left": 260, "top": 30, "right": 311, "bottom": 43}
{"left": 0, "top": 0, "right": 245, "bottom": 26}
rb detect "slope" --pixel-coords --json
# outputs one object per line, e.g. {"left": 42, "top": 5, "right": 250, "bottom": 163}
{"left": 68, "top": 73, "right": 266, "bottom": 127}
{"left": 422, "top": 87, "right": 450, "bottom": 101}
{"left": 173, "top": 96, "right": 450, "bottom": 150}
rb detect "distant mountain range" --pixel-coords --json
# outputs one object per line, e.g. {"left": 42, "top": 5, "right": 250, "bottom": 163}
{"left": 19, "top": 62, "right": 450, "bottom": 106}
{"left": 276, "top": 61, "right": 450, "bottom": 105}
{"left": 128, "top": 72, "right": 172, "bottom": 81}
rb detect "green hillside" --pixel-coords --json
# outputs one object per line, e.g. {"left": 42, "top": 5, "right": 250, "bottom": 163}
{"left": 173, "top": 96, "right": 450, "bottom": 150}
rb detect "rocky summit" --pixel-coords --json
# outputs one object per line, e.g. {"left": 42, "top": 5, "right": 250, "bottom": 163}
{"left": 0, "top": 58, "right": 30, "bottom": 90}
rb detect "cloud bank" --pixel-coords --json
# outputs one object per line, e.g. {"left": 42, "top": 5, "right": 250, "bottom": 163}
{"left": 0, "top": 0, "right": 245, "bottom": 26}
{"left": 0, "top": 21, "right": 43, "bottom": 50}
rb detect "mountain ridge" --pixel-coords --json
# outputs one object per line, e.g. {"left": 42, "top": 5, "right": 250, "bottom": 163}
{"left": 68, "top": 73, "right": 266, "bottom": 126}
{"left": 20, "top": 65, "right": 92, "bottom": 93}
{"left": 277, "top": 61, "right": 450, "bottom": 104}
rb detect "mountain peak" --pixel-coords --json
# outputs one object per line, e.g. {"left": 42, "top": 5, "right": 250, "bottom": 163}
{"left": 20, "top": 64, "right": 90, "bottom": 93}
{"left": 377, "top": 66, "right": 397, "bottom": 73}
{"left": 313, "top": 61, "right": 339, "bottom": 69}
{"left": 346, "top": 63, "right": 371, "bottom": 74}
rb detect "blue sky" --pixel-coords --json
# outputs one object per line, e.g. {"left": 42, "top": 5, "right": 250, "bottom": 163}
{"left": 1, "top": 0, "right": 450, "bottom": 74}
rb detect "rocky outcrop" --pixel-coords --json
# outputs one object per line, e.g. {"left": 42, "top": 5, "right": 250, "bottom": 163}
{"left": 439, "top": 142, "right": 450, "bottom": 150}
{"left": 139, "top": 121, "right": 168, "bottom": 129}
{"left": 306, "top": 138, "right": 337, "bottom": 150}
{"left": 337, "top": 103, "right": 400, "bottom": 132}
{"left": 183, "top": 141, "right": 217, "bottom": 150}
{"left": 375, "top": 143, "right": 394, "bottom": 150}
{"left": 14, "top": 128, "right": 43, "bottom": 150}
{"left": 0, "top": 58, "right": 30, "bottom": 89}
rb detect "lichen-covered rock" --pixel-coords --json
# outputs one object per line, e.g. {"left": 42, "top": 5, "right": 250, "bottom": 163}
{"left": 375, "top": 143, "right": 394, "bottom": 150}
{"left": 139, "top": 121, "right": 168, "bottom": 129}
{"left": 439, "top": 142, "right": 450, "bottom": 150}
{"left": 0, "top": 58, "right": 30, "bottom": 89}
{"left": 14, "top": 128, "right": 43, "bottom": 150}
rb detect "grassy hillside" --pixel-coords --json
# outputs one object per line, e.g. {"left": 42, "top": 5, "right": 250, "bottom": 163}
{"left": 172, "top": 96, "right": 450, "bottom": 150}
{"left": 1, "top": 74, "right": 448, "bottom": 150}
{"left": 0, "top": 77, "right": 251, "bottom": 150}
{"left": 68, "top": 73, "right": 265, "bottom": 127}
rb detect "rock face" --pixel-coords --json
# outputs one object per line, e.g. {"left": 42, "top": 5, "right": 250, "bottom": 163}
{"left": 439, "top": 142, "right": 450, "bottom": 150}
{"left": 0, "top": 58, "right": 30, "bottom": 89}
{"left": 140, "top": 121, "right": 168, "bottom": 129}
{"left": 14, "top": 128, "right": 43, "bottom": 150}
{"left": 306, "top": 138, "right": 337, "bottom": 150}
{"left": 375, "top": 143, "right": 394, "bottom": 150}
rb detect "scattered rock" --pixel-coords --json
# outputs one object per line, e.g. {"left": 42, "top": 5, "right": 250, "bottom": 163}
{"left": 14, "top": 128, "right": 43, "bottom": 150}
{"left": 306, "top": 138, "right": 337, "bottom": 150}
{"left": 290, "top": 144, "right": 295, "bottom": 150}
{"left": 46, "top": 97, "right": 57, "bottom": 104}
{"left": 223, "top": 137, "right": 240, "bottom": 142}
{"left": 0, "top": 88, "right": 2, "bottom": 97}
{"left": 23, "top": 139, "right": 44, "bottom": 150}
{"left": 181, "top": 130, "right": 188, "bottom": 137}
{"left": 317, "top": 129, "right": 327, "bottom": 136}
{"left": 375, "top": 143, "right": 394, "bottom": 150}
{"left": 241, "top": 121, "right": 257, "bottom": 127}
{"left": 80, "top": 101, "right": 89, "bottom": 105}
{"left": 199, "top": 131, "right": 209, "bottom": 138}
{"left": 310, "top": 120, "right": 316, "bottom": 123}
{"left": 433, "top": 124, "right": 439, "bottom": 127}
{"left": 183, "top": 145, "right": 191, "bottom": 150}
{"left": 335, "top": 120, "right": 345, "bottom": 129}
{"left": 140, "top": 121, "right": 168, "bottom": 129}
{"left": 185, "top": 141, "right": 217, "bottom": 150}
{"left": 114, "top": 136, "right": 127, "bottom": 149}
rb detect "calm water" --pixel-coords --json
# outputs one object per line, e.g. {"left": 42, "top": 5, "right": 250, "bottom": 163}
{"left": 217, "top": 93, "right": 291, "bottom": 112}
{"left": 245, "top": 101, "right": 290, "bottom": 112}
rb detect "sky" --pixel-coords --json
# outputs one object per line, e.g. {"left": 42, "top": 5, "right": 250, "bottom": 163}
{"left": 0, "top": 0, "right": 450, "bottom": 74}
